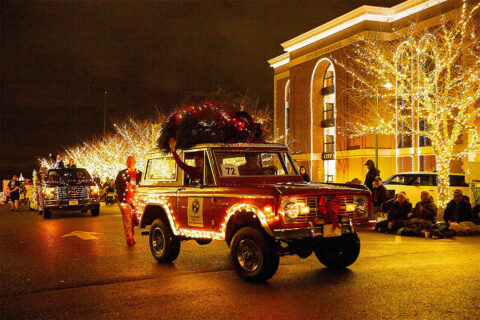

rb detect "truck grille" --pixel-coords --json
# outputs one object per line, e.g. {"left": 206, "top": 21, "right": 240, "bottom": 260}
{"left": 57, "top": 186, "right": 88, "bottom": 200}
{"left": 290, "top": 195, "right": 354, "bottom": 224}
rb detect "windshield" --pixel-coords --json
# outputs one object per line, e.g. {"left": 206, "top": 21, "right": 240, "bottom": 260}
{"left": 46, "top": 169, "right": 92, "bottom": 181}
{"left": 214, "top": 151, "right": 299, "bottom": 177}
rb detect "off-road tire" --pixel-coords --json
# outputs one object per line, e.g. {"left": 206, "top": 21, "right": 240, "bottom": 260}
{"left": 314, "top": 233, "right": 360, "bottom": 269}
{"left": 90, "top": 205, "right": 100, "bottom": 216}
{"left": 230, "top": 227, "right": 279, "bottom": 282}
{"left": 43, "top": 208, "right": 52, "bottom": 219}
{"left": 149, "top": 218, "right": 180, "bottom": 263}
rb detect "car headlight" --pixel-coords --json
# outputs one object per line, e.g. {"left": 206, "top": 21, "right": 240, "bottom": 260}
{"left": 355, "top": 197, "right": 368, "bottom": 216}
{"left": 90, "top": 185, "right": 99, "bottom": 196}
{"left": 283, "top": 199, "right": 310, "bottom": 220}
{"left": 44, "top": 187, "right": 56, "bottom": 199}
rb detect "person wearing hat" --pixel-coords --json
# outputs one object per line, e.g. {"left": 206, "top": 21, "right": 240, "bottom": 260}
{"left": 444, "top": 189, "right": 479, "bottom": 233}
{"left": 375, "top": 191, "right": 412, "bottom": 233}
{"left": 407, "top": 190, "right": 438, "bottom": 233}
{"left": 364, "top": 159, "right": 380, "bottom": 192}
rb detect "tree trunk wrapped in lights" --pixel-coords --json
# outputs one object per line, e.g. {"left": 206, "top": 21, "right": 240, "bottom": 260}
{"left": 335, "top": 0, "right": 480, "bottom": 207}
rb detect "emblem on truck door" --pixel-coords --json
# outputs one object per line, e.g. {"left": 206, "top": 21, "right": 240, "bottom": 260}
{"left": 188, "top": 198, "right": 204, "bottom": 227}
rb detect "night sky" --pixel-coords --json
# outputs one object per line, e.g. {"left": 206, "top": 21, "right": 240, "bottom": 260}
{"left": 1, "top": 0, "right": 403, "bottom": 177}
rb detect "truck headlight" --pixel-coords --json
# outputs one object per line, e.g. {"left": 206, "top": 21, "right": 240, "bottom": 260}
{"left": 44, "top": 187, "right": 56, "bottom": 199}
{"left": 90, "top": 185, "right": 99, "bottom": 196}
{"left": 283, "top": 199, "right": 309, "bottom": 220}
{"left": 355, "top": 197, "right": 368, "bottom": 216}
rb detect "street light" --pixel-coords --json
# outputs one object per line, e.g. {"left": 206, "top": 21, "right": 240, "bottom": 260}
{"left": 104, "top": 90, "right": 108, "bottom": 136}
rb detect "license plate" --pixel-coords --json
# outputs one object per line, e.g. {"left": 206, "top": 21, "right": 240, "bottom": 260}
{"left": 69, "top": 200, "right": 78, "bottom": 206}
{"left": 324, "top": 224, "right": 342, "bottom": 238}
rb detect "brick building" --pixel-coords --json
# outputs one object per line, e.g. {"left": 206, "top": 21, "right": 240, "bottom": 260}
{"left": 268, "top": 0, "right": 480, "bottom": 184}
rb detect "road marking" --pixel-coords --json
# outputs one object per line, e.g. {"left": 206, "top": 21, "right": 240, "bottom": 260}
{"left": 62, "top": 231, "right": 102, "bottom": 240}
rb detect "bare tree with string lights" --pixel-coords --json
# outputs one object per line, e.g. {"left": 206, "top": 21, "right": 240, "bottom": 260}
{"left": 335, "top": 0, "right": 480, "bottom": 207}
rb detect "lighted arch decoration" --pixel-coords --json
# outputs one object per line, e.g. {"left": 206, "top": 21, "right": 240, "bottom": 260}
{"left": 394, "top": 41, "right": 415, "bottom": 173}
{"left": 310, "top": 57, "right": 336, "bottom": 182}
{"left": 284, "top": 80, "right": 291, "bottom": 145}
{"left": 417, "top": 34, "right": 437, "bottom": 171}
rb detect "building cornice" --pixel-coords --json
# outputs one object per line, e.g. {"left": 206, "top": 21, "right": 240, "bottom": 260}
{"left": 269, "top": 0, "right": 451, "bottom": 68}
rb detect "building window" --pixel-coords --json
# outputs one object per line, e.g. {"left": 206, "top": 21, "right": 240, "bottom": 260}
{"left": 324, "top": 134, "right": 335, "bottom": 153}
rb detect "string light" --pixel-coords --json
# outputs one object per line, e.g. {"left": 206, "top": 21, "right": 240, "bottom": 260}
{"left": 334, "top": 0, "right": 480, "bottom": 207}
{"left": 38, "top": 104, "right": 272, "bottom": 183}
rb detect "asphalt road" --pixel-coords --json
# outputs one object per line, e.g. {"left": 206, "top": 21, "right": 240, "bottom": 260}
{"left": 1, "top": 204, "right": 479, "bottom": 320}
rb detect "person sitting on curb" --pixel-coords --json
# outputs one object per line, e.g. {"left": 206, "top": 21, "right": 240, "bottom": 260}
{"left": 472, "top": 199, "right": 480, "bottom": 225}
{"left": 375, "top": 191, "right": 412, "bottom": 234}
{"left": 444, "top": 189, "right": 479, "bottom": 234}
{"left": 407, "top": 191, "right": 437, "bottom": 235}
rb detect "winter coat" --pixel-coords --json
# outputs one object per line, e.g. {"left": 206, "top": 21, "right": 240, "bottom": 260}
{"left": 387, "top": 200, "right": 412, "bottom": 221}
{"left": 364, "top": 166, "right": 380, "bottom": 191}
{"left": 443, "top": 199, "right": 473, "bottom": 223}
{"left": 412, "top": 196, "right": 437, "bottom": 223}
{"left": 372, "top": 184, "right": 387, "bottom": 206}
{"left": 115, "top": 168, "right": 142, "bottom": 204}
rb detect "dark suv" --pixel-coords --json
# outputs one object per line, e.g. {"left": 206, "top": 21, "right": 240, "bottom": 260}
{"left": 39, "top": 168, "right": 100, "bottom": 218}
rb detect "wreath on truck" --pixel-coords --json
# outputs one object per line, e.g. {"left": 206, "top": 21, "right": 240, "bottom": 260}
{"left": 157, "top": 104, "right": 265, "bottom": 153}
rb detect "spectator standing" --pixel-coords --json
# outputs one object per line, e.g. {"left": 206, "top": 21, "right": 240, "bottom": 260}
{"left": 408, "top": 191, "right": 437, "bottom": 232}
{"left": 372, "top": 177, "right": 387, "bottom": 217}
{"left": 375, "top": 191, "right": 412, "bottom": 233}
{"left": 53, "top": 154, "right": 64, "bottom": 169}
{"left": 364, "top": 159, "right": 380, "bottom": 192}
{"left": 8, "top": 175, "right": 21, "bottom": 212}
{"left": 115, "top": 156, "right": 142, "bottom": 246}
{"left": 299, "top": 166, "right": 310, "bottom": 182}
{"left": 444, "top": 190, "right": 479, "bottom": 233}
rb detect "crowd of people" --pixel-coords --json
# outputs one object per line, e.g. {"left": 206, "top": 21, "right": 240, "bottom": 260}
{"left": 356, "top": 157, "right": 480, "bottom": 238}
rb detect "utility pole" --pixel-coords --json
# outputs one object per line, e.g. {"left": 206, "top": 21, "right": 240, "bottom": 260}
{"left": 104, "top": 90, "right": 108, "bottom": 136}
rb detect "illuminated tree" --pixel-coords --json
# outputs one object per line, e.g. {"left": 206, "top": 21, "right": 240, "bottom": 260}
{"left": 336, "top": 0, "right": 480, "bottom": 207}
{"left": 39, "top": 91, "right": 273, "bottom": 182}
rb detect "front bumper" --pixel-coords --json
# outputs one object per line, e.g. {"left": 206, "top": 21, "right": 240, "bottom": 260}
{"left": 273, "top": 223, "right": 354, "bottom": 239}
{"left": 44, "top": 198, "right": 99, "bottom": 209}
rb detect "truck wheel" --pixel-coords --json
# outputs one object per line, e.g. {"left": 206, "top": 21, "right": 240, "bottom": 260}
{"left": 230, "top": 227, "right": 279, "bottom": 282}
{"left": 90, "top": 205, "right": 100, "bottom": 216}
{"left": 149, "top": 218, "right": 180, "bottom": 263}
{"left": 314, "top": 233, "right": 360, "bottom": 269}
{"left": 43, "top": 209, "right": 52, "bottom": 219}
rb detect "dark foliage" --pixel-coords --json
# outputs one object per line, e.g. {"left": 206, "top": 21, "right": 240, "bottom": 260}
{"left": 157, "top": 104, "right": 265, "bottom": 153}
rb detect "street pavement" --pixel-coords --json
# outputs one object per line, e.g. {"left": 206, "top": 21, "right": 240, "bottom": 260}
{"left": 1, "top": 204, "right": 479, "bottom": 320}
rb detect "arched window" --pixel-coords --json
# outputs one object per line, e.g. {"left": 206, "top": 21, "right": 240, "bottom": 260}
{"left": 322, "top": 64, "right": 336, "bottom": 182}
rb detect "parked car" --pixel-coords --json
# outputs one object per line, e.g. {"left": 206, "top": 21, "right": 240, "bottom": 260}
{"left": 38, "top": 168, "right": 100, "bottom": 218}
{"left": 135, "top": 143, "right": 371, "bottom": 282}
{"left": 383, "top": 172, "right": 473, "bottom": 207}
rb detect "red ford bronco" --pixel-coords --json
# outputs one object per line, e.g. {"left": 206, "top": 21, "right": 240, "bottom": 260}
{"left": 136, "top": 143, "right": 371, "bottom": 281}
